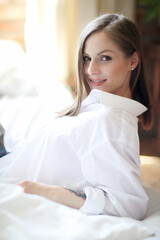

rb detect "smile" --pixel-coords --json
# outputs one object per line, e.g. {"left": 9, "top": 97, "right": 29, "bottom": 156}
{"left": 90, "top": 79, "right": 106, "bottom": 83}
{"left": 89, "top": 78, "right": 106, "bottom": 86}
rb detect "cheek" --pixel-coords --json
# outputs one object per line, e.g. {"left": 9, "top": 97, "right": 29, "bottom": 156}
{"left": 104, "top": 65, "right": 119, "bottom": 77}
{"left": 111, "top": 62, "right": 128, "bottom": 76}
{"left": 105, "top": 64, "right": 128, "bottom": 83}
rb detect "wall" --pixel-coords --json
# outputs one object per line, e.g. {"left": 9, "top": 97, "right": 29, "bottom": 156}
{"left": 99, "top": 0, "right": 136, "bottom": 21}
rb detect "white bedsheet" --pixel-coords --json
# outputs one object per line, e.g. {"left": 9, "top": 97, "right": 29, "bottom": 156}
{"left": 0, "top": 84, "right": 73, "bottom": 152}
{"left": 0, "top": 183, "right": 160, "bottom": 240}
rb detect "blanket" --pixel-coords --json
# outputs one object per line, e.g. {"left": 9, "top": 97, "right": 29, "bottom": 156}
{"left": 1, "top": 183, "right": 159, "bottom": 240}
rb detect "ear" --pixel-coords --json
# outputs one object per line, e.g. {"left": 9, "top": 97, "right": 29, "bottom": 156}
{"left": 130, "top": 51, "right": 139, "bottom": 71}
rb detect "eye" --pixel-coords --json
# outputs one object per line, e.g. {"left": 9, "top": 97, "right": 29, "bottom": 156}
{"left": 83, "top": 56, "right": 91, "bottom": 63}
{"left": 101, "top": 55, "right": 112, "bottom": 61}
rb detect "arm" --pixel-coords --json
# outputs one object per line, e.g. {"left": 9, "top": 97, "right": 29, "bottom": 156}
{"left": 78, "top": 141, "right": 148, "bottom": 219}
{"left": 66, "top": 108, "right": 148, "bottom": 219}
{"left": 17, "top": 181, "right": 86, "bottom": 209}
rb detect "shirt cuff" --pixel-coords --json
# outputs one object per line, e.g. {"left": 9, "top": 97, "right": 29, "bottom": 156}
{"left": 79, "top": 187, "right": 105, "bottom": 215}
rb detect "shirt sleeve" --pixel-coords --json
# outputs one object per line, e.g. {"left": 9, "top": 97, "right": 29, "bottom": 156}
{"left": 79, "top": 140, "right": 148, "bottom": 220}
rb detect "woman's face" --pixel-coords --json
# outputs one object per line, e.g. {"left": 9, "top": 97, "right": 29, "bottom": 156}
{"left": 83, "top": 31, "right": 134, "bottom": 98}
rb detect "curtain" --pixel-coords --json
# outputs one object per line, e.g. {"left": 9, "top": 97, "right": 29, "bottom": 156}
{"left": 25, "top": 0, "right": 59, "bottom": 96}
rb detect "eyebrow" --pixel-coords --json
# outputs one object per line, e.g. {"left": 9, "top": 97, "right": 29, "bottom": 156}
{"left": 97, "top": 49, "right": 114, "bottom": 55}
{"left": 83, "top": 49, "right": 115, "bottom": 55}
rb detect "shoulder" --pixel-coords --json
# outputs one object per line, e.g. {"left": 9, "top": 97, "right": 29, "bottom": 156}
{"left": 86, "top": 104, "right": 138, "bottom": 130}
{"left": 88, "top": 105, "right": 139, "bottom": 149}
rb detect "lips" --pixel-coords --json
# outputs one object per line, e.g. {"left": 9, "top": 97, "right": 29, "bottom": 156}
{"left": 90, "top": 79, "right": 106, "bottom": 83}
{"left": 89, "top": 78, "right": 106, "bottom": 86}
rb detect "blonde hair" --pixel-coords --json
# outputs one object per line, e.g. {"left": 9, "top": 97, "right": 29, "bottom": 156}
{"left": 59, "top": 13, "right": 152, "bottom": 130}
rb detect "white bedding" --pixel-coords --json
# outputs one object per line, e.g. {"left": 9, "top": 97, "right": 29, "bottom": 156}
{"left": 0, "top": 183, "right": 160, "bottom": 240}
{"left": 0, "top": 84, "right": 73, "bottom": 152}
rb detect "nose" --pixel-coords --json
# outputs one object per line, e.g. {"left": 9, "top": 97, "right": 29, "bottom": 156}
{"left": 86, "top": 60, "right": 100, "bottom": 76}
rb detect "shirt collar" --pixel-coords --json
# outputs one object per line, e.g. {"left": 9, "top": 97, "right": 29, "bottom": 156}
{"left": 81, "top": 89, "right": 147, "bottom": 117}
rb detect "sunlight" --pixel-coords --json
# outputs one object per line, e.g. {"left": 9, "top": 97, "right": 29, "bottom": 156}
{"left": 140, "top": 155, "right": 160, "bottom": 165}
{"left": 24, "top": 0, "right": 59, "bottom": 97}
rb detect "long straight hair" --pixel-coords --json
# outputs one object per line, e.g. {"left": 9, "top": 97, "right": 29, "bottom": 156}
{"left": 59, "top": 13, "right": 152, "bottom": 130}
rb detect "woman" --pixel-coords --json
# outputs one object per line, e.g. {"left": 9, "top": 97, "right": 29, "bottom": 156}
{"left": 0, "top": 13, "right": 152, "bottom": 220}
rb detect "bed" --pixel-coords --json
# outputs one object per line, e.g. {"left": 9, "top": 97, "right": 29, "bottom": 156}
{"left": 0, "top": 183, "right": 159, "bottom": 240}
{"left": 0, "top": 40, "right": 160, "bottom": 240}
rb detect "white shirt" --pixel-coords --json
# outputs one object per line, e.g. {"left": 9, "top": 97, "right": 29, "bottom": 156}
{"left": 0, "top": 89, "right": 148, "bottom": 220}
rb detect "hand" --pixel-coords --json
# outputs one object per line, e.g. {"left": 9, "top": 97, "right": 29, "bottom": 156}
{"left": 17, "top": 181, "right": 85, "bottom": 209}
{"left": 17, "top": 180, "right": 60, "bottom": 202}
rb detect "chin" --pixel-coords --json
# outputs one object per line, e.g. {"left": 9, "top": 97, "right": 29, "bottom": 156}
{"left": 91, "top": 86, "right": 108, "bottom": 92}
